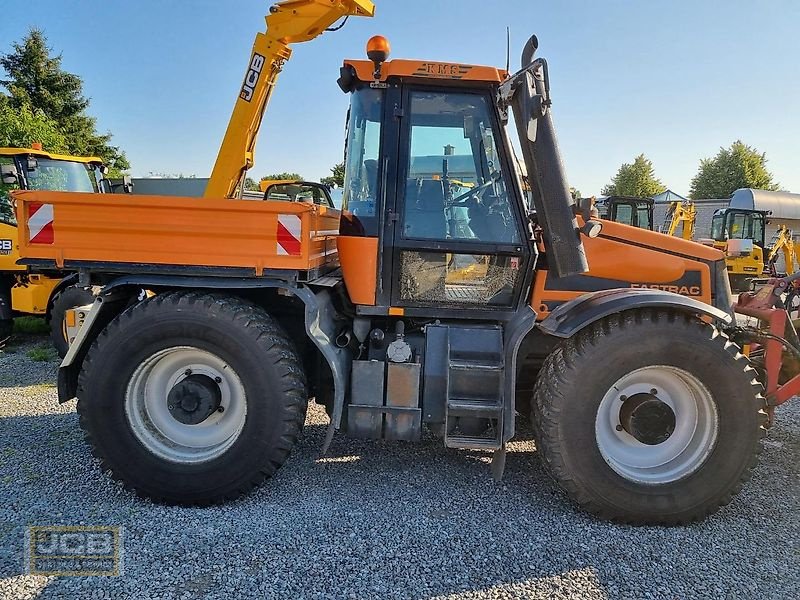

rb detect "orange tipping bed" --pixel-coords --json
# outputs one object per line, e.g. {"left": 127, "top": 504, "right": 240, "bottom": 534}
{"left": 12, "top": 190, "right": 341, "bottom": 276}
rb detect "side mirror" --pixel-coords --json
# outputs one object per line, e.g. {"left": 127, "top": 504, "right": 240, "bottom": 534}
{"left": 0, "top": 164, "right": 19, "bottom": 185}
{"left": 122, "top": 175, "right": 133, "bottom": 194}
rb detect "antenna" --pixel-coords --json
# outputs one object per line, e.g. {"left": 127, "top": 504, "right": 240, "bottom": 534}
{"left": 505, "top": 27, "right": 510, "bottom": 73}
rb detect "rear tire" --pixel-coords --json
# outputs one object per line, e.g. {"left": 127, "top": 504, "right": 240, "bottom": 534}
{"left": 50, "top": 285, "right": 96, "bottom": 358}
{"left": 532, "top": 309, "right": 766, "bottom": 524}
{"left": 77, "top": 291, "right": 308, "bottom": 505}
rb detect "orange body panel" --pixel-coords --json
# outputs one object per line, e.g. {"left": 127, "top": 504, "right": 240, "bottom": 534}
{"left": 344, "top": 59, "right": 507, "bottom": 83}
{"left": 531, "top": 220, "right": 723, "bottom": 318}
{"left": 337, "top": 235, "right": 378, "bottom": 305}
{"left": 13, "top": 190, "right": 340, "bottom": 275}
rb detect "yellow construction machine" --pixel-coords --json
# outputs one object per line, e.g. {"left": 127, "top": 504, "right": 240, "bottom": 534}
{"left": 0, "top": 146, "right": 110, "bottom": 352}
{"left": 662, "top": 200, "right": 696, "bottom": 240}
{"left": 709, "top": 207, "right": 767, "bottom": 291}
{"left": 767, "top": 224, "right": 798, "bottom": 276}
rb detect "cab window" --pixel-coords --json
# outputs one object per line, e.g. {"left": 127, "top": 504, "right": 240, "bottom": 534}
{"left": 0, "top": 156, "right": 18, "bottom": 226}
{"left": 613, "top": 204, "right": 633, "bottom": 226}
{"left": 264, "top": 183, "right": 334, "bottom": 208}
{"left": 401, "top": 91, "right": 520, "bottom": 245}
{"left": 341, "top": 88, "right": 383, "bottom": 236}
{"left": 637, "top": 206, "right": 651, "bottom": 229}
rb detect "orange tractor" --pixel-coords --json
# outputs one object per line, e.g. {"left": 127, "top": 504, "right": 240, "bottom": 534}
{"left": 12, "top": 0, "right": 794, "bottom": 524}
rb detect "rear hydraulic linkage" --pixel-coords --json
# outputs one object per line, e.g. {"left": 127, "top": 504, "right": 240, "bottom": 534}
{"left": 731, "top": 270, "right": 800, "bottom": 424}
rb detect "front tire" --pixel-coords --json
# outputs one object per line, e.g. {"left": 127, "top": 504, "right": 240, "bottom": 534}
{"left": 77, "top": 291, "right": 308, "bottom": 505}
{"left": 532, "top": 309, "right": 766, "bottom": 524}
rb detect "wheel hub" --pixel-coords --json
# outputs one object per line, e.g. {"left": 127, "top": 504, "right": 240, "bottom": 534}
{"left": 619, "top": 392, "right": 676, "bottom": 445}
{"left": 595, "top": 366, "right": 719, "bottom": 484}
{"left": 167, "top": 374, "right": 221, "bottom": 425}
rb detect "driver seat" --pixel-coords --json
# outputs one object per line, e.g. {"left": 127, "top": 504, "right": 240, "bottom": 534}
{"left": 404, "top": 179, "right": 446, "bottom": 239}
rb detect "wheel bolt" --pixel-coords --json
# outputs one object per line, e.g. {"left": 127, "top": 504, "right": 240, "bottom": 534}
{"left": 184, "top": 369, "right": 193, "bottom": 376}
{"left": 215, "top": 376, "right": 222, "bottom": 383}
{"left": 616, "top": 424, "right": 623, "bottom": 431}
{"left": 168, "top": 405, "right": 174, "bottom": 410}
{"left": 619, "top": 395, "right": 627, "bottom": 402}
{"left": 650, "top": 388, "right": 658, "bottom": 395}
{"left": 217, "top": 406, "right": 225, "bottom": 413}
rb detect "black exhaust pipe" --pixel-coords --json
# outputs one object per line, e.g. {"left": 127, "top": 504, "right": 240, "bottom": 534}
{"left": 509, "top": 36, "right": 588, "bottom": 277}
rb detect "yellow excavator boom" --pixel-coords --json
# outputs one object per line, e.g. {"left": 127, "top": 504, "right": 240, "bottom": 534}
{"left": 204, "top": 0, "right": 375, "bottom": 199}
{"left": 768, "top": 225, "right": 798, "bottom": 274}
{"left": 665, "top": 201, "right": 696, "bottom": 240}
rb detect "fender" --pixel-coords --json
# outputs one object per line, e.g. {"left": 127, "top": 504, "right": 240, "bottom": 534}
{"left": 57, "top": 274, "right": 348, "bottom": 447}
{"left": 538, "top": 288, "right": 732, "bottom": 339}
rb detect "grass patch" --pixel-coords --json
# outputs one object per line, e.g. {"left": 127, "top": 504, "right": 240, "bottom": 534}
{"left": 26, "top": 344, "right": 55, "bottom": 362}
{"left": 13, "top": 316, "right": 49, "bottom": 335}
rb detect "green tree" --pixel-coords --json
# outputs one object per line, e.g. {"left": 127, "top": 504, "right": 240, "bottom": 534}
{"left": 602, "top": 154, "right": 666, "bottom": 198}
{"left": 261, "top": 172, "right": 303, "bottom": 182}
{"left": 0, "top": 96, "right": 66, "bottom": 151}
{"left": 1, "top": 29, "right": 129, "bottom": 175}
{"left": 689, "top": 140, "right": 779, "bottom": 199}
{"left": 244, "top": 177, "right": 259, "bottom": 191}
{"left": 320, "top": 162, "right": 344, "bottom": 187}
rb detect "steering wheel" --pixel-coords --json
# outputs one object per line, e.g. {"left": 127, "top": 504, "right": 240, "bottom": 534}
{"left": 446, "top": 172, "right": 501, "bottom": 208}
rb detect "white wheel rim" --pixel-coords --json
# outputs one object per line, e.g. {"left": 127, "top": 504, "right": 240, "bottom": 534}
{"left": 595, "top": 366, "right": 719, "bottom": 484}
{"left": 125, "top": 346, "right": 247, "bottom": 464}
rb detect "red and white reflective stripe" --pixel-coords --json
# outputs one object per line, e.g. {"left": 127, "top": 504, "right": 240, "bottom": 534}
{"left": 28, "top": 203, "right": 54, "bottom": 245}
{"left": 276, "top": 215, "right": 302, "bottom": 256}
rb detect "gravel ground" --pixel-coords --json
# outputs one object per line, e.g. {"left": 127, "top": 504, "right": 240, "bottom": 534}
{"left": 0, "top": 333, "right": 798, "bottom": 600}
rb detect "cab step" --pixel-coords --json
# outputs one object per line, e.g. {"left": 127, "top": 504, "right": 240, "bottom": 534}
{"left": 444, "top": 435, "right": 502, "bottom": 451}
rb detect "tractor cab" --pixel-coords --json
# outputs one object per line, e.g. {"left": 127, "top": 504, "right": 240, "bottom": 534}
{"left": 334, "top": 36, "right": 585, "bottom": 314}
{"left": 600, "top": 196, "right": 654, "bottom": 230}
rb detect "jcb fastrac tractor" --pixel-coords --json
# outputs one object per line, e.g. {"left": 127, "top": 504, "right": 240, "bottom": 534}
{"left": 15, "top": 0, "right": 785, "bottom": 524}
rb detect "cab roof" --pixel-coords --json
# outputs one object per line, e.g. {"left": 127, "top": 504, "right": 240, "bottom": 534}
{"left": 343, "top": 59, "right": 508, "bottom": 84}
{"left": 0, "top": 147, "right": 103, "bottom": 164}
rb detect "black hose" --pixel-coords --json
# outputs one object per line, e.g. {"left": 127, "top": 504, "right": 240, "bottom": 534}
{"left": 736, "top": 327, "right": 800, "bottom": 362}
{"left": 325, "top": 16, "right": 349, "bottom": 31}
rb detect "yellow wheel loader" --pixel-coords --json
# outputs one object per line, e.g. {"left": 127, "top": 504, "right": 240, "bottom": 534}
{"left": 0, "top": 147, "right": 115, "bottom": 353}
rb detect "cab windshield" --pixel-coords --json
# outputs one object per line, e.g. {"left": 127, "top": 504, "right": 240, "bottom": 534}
{"left": 713, "top": 210, "right": 765, "bottom": 246}
{"left": 26, "top": 158, "right": 98, "bottom": 193}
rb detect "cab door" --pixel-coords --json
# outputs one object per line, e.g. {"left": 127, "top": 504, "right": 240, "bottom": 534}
{"left": 386, "top": 86, "right": 532, "bottom": 315}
